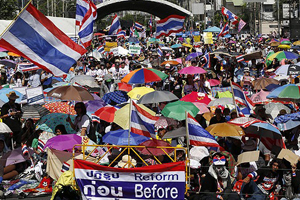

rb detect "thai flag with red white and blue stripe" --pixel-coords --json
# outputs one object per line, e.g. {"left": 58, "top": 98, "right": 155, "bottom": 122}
{"left": 134, "top": 22, "right": 144, "bottom": 31}
{"left": 232, "top": 82, "right": 254, "bottom": 111}
{"left": 187, "top": 113, "right": 219, "bottom": 147}
{"left": 108, "top": 14, "right": 121, "bottom": 35}
{"left": 221, "top": 6, "right": 239, "bottom": 28}
{"left": 17, "top": 62, "right": 40, "bottom": 72}
{"left": 217, "top": 22, "right": 229, "bottom": 37}
{"left": 117, "top": 30, "right": 126, "bottom": 39}
{"left": 149, "top": 16, "right": 153, "bottom": 31}
{"left": 157, "top": 47, "right": 163, "bottom": 57}
{"left": 22, "top": 144, "right": 29, "bottom": 156}
{"left": 130, "top": 26, "right": 135, "bottom": 37}
{"left": 38, "top": 139, "right": 45, "bottom": 152}
{"left": 202, "top": 52, "right": 210, "bottom": 68}
{"left": 0, "top": 3, "right": 86, "bottom": 77}
{"left": 156, "top": 15, "right": 185, "bottom": 38}
{"left": 130, "top": 101, "right": 159, "bottom": 138}
{"left": 61, "top": 161, "right": 70, "bottom": 172}
{"left": 97, "top": 45, "right": 105, "bottom": 54}
{"left": 76, "top": 0, "right": 97, "bottom": 48}
{"left": 236, "top": 55, "right": 245, "bottom": 63}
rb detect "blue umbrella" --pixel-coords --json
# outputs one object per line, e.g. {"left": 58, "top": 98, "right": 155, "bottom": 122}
{"left": 265, "top": 84, "right": 280, "bottom": 91}
{"left": 274, "top": 112, "right": 300, "bottom": 131}
{"left": 103, "top": 129, "right": 149, "bottom": 145}
{"left": 0, "top": 88, "right": 23, "bottom": 103}
{"left": 186, "top": 52, "right": 203, "bottom": 61}
{"left": 224, "top": 34, "right": 231, "bottom": 38}
{"left": 102, "top": 91, "right": 128, "bottom": 105}
{"left": 203, "top": 26, "right": 221, "bottom": 33}
{"left": 171, "top": 44, "right": 182, "bottom": 49}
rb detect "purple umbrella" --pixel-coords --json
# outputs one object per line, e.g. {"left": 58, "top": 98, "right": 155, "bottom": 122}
{"left": 186, "top": 52, "right": 203, "bottom": 61}
{"left": 0, "top": 59, "right": 16, "bottom": 68}
{"left": 84, "top": 99, "right": 106, "bottom": 113}
{"left": 91, "top": 93, "right": 101, "bottom": 100}
{"left": 0, "top": 147, "right": 34, "bottom": 166}
{"left": 43, "top": 134, "right": 82, "bottom": 151}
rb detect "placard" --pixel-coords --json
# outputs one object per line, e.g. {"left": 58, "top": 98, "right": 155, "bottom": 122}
{"left": 26, "top": 86, "right": 44, "bottom": 104}
{"left": 12, "top": 86, "right": 27, "bottom": 104}
{"left": 203, "top": 32, "right": 213, "bottom": 44}
{"left": 129, "top": 45, "right": 141, "bottom": 54}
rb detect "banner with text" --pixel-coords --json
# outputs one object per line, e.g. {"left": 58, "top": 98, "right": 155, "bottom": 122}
{"left": 74, "top": 159, "right": 186, "bottom": 199}
{"left": 129, "top": 45, "right": 141, "bottom": 54}
{"left": 26, "top": 86, "right": 44, "bottom": 104}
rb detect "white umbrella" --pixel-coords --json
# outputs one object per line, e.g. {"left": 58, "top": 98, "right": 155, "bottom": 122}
{"left": 0, "top": 123, "right": 11, "bottom": 133}
{"left": 264, "top": 102, "right": 291, "bottom": 119}
{"left": 70, "top": 75, "right": 99, "bottom": 88}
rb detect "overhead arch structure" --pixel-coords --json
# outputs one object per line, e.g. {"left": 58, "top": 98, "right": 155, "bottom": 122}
{"left": 96, "top": 0, "right": 193, "bottom": 19}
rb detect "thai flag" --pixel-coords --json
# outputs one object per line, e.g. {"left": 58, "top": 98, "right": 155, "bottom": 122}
{"left": 217, "top": 22, "right": 229, "bottom": 37}
{"left": 232, "top": 82, "right": 254, "bottom": 111}
{"left": 22, "top": 144, "right": 29, "bottom": 156}
{"left": 187, "top": 113, "right": 219, "bottom": 147}
{"left": 117, "top": 30, "right": 126, "bottom": 39}
{"left": 157, "top": 47, "right": 163, "bottom": 57}
{"left": 130, "top": 101, "right": 159, "bottom": 138}
{"left": 236, "top": 55, "right": 244, "bottom": 63}
{"left": 17, "top": 62, "right": 40, "bottom": 72}
{"left": 76, "top": 0, "right": 97, "bottom": 48}
{"left": 108, "top": 14, "right": 121, "bottom": 35}
{"left": 135, "top": 22, "right": 143, "bottom": 31}
{"left": 221, "top": 6, "right": 239, "bottom": 27}
{"left": 97, "top": 45, "right": 105, "bottom": 54}
{"left": 130, "top": 26, "right": 135, "bottom": 37}
{"left": 0, "top": 4, "right": 87, "bottom": 77}
{"left": 202, "top": 52, "right": 210, "bottom": 68}
{"left": 149, "top": 16, "right": 153, "bottom": 31}
{"left": 156, "top": 15, "right": 185, "bottom": 38}
{"left": 38, "top": 139, "right": 45, "bottom": 152}
{"left": 61, "top": 162, "right": 70, "bottom": 172}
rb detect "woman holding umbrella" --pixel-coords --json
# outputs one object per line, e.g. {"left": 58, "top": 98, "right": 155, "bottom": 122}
{"left": 66, "top": 102, "right": 90, "bottom": 136}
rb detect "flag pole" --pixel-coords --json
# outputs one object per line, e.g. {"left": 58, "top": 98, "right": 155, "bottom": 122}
{"left": 185, "top": 111, "right": 191, "bottom": 188}
{"left": 128, "top": 98, "right": 132, "bottom": 146}
{"left": 230, "top": 80, "right": 239, "bottom": 117}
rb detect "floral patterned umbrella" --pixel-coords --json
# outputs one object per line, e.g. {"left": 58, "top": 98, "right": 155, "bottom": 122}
{"left": 43, "top": 102, "right": 76, "bottom": 115}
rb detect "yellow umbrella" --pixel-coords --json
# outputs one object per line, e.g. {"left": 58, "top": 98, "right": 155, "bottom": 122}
{"left": 114, "top": 104, "right": 156, "bottom": 129}
{"left": 7, "top": 52, "right": 20, "bottom": 57}
{"left": 278, "top": 44, "right": 291, "bottom": 49}
{"left": 206, "top": 123, "right": 244, "bottom": 137}
{"left": 270, "top": 42, "right": 280, "bottom": 47}
{"left": 182, "top": 43, "right": 193, "bottom": 48}
{"left": 127, "top": 87, "right": 155, "bottom": 100}
{"left": 293, "top": 41, "right": 300, "bottom": 45}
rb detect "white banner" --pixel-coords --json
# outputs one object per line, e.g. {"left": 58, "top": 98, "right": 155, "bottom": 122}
{"left": 12, "top": 86, "right": 27, "bottom": 104}
{"left": 26, "top": 86, "right": 44, "bottom": 104}
{"left": 129, "top": 45, "right": 141, "bottom": 54}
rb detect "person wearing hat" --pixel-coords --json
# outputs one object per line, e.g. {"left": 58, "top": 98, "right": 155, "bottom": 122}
{"left": 117, "top": 155, "right": 137, "bottom": 168}
{"left": 1, "top": 91, "right": 22, "bottom": 147}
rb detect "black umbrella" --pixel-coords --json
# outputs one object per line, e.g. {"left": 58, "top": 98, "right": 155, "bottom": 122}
{"left": 137, "top": 91, "right": 178, "bottom": 104}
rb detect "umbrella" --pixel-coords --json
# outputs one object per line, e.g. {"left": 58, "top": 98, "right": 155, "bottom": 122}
{"left": 0, "top": 52, "right": 8, "bottom": 57}
{"left": 43, "top": 134, "right": 82, "bottom": 151}
{"left": 127, "top": 87, "right": 155, "bottom": 100}
{"left": 103, "top": 90, "right": 128, "bottom": 105}
{"left": 136, "top": 139, "right": 174, "bottom": 156}
{"left": 264, "top": 102, "right": 291, "bottom": 119}
{"left": 267, "top": 51, "right": 299, "bottom": 61}
{"left": 114, "top": 104, "right": 156, "bottom": 129}
{"left": 270, "top": 42, "right": 280, "bottom": 47}
{"left": 137, "top": 91, "right": 178, "bottom": 104}
{"left": 224, "top": 34, "right": 231, "bottom": 38}
{"left": 160, "top": 60, "right": 180, "bottom": 66}
{"left": 186, "top": 52, "right": 203, "bottom": 61}
{"left": 121, "top": 68, "right": 168, "bottom": 84}
{"left": 203, "top": 26, "right": 221, "bottom": 33}
{"left": 155, "top": 116, "right": 178, "bottom": 129}
{"left": 70, "top": 75, "right": 99, "bottom": 88}
{"left": 275, "top": 64, "right": 300, "bottom": 76}
{"left": 22, "top": 104, "right": 50, "bottom": 119}
{"left": 250, "top": 90, "right": 270, "bottom": 103}
{"left": 253, "top": 77, "right": 279, "bottom": 90}
{"left": 267, "top": 84, "right": 300, "bottom": 101}
{"left": 8, "top": 52, "right": 20, "bottom": 57}
{"left": 0, "top": 147, "right": 34, "bottom": 166}
{"left": 207, "top": 79, "right": 220, "bottom": 87}
{"left": 161, "top": 47, "right": 173, "bottom": 51}
{"left": 84, "top": 100, "right": 106, "bottom": 113}
{"left": 0, "top": 88, "right": 23, "bottom": 103}
{"left": 178, "top": 66, "right": 206, "bottom": 74}
{"left": 206, "top": 123, "right": 244, "bottom": 137}
{"left": 36, "top": 113, "right": 76, "bottom": 134}
{"left": 92, "top": 106, "right": 118, "bottom": 123}
{"left": 265, "top": 84, "right": 281, "bottom": 91}
{"left": 161, "top": 101, "right": 199, "bottom": 121}
{"left": 208, "top": 98, "right": 234, "bottom": 106}
{"left": 274, "top": 112, "right": 300, "bottom": 131}
{"left": 293, "top": 41, "right": 300, "bottom": 45}
{"left": 181, "top": 92, "right": 211, "bottom": 105}
{"left": 243, "top": 51, "right": 263, "bottom": 61}
{"left": 192, "top": 102, "right": 210, "bottom": 114}
{"left": 278, "top": 45, "right": 291, "bottom": 49}
{"left": 0, "top": 122, "right": 11, "bottom": 133}
{"left": 281, "top": 40, "right": 292, "bottom": 45}
{"left": 43, "top": 102, "right": 76, "bottom": 115}
{"left": 0, "top": 47, "right": 7, "bottom": 52}
{"left": 228, "top": 40, "right": 236, "bottom": 44}
{"left": 118, "top": 82, "right": 132, "bottom": 92}
{"left": 103, "top": 129, "right": 149, "bottom": 146}
{"left": 47, "top": 85, "right": 94, "bottom": 101}
{"left": 269, "top": 39, "right": 279, "bottom": 44}
{"left": 171, "top": 44, "right": 182, "bottom": 48}
{"left": 162, "top": 127, "right": 186, "bottom": 139}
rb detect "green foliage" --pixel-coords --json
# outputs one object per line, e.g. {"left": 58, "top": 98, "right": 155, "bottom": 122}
{"left": 0, "top": 0, "right": 19, "bottom": 19}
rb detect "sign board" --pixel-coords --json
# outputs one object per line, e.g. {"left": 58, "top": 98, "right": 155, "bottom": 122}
{"left": 193, "top": 35, "right": 201, "bottom": 43}
{"left": 26, "top": 86, "right": 44, "bottom": 104}
{"left": 278, "top": 149, "right": 299, "bottom": 165}
{"left": 104, "top": 42, "right": 118, "bottom": 52}
{"left": 74, "top": 160, "right": 186, "bottom": 199}
{"left": 283, "top": 4, "right": 289, "bottom": 19}
{"left": 236, "top": 151, "right": 259, "bottom": 166}
{"left": 203, "top": 32, "right": 213, "bottom": 44}
{"left": 192, "top": 3, "right": 204, "bottom": 15}
{"left": 11, "top": 87, "right": 27, "bottom": 104}
{"left": 129, "top": 45, "right": 141, "bottom": 54}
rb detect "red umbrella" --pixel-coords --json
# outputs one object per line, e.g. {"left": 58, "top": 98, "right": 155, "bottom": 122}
{"left": 208, "top": 79, "right": 220, "bottom": 87}
{"left": 118, "top": 82, "right": 132, "bottom": 92}
{"left": 136, "top": 139, "right": 174, "bottom": 156}
{"left": 181, "top": 92, "right": 211, "bottom": 105}
{"left": 92, "top": 106, "right": 117, "bottom": 123}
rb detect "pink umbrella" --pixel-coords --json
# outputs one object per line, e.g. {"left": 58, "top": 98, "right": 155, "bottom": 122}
{"left": 250, "top": 90, "right": 270, "bottom": 103}
{"left": 280, "top": 38, "right": 290, "bottom": 42}
{"left": 155, "top": 116, "right": 178, "bottom": 129}
{"left": 208, "top": 79, "right": 220, "bottom": 87}
{"left": 0, "top": 47, "right": 7, "bottom": 52}
{"left": 228, "top": 40, "right": 236, "bottom": 44}
{"left": 178, "top": 66, "right": 207, "bottom": 74}
{"left": 43, "top": 134, "right": 82, "bottom": 151}
{"left": 192, "top": 102, "right": 210, "bottom": 114}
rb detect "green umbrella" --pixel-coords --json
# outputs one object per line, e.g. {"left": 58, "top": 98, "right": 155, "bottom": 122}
{"left": 161, "top": 101, "right": 199, "bottom": 121}
{"left": 281, "top": 40, "right": 291, "bottom": 45}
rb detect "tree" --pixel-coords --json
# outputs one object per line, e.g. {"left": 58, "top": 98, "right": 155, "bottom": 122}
{"left": 0, "top": 0, "right": 19, "bottom": 19}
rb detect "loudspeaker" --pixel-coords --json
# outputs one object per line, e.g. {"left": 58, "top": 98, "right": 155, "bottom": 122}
{"left": 290, "top": 19, "right": 300, "bottom": 39}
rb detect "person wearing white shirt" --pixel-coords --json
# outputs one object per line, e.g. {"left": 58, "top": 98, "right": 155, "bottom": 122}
{"left": 86, "top": 66, "right": 97, "bottom": 77}
{"left": 28, "top": 70, "right": 41, "bottom": 87}
{"left": 119, "top": 62, "right": 130, "bottom": 78}
{"left": 97, "top": 64, "right": 108, "bottom": 77}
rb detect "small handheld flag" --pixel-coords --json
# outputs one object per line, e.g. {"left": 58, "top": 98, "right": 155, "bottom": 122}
{"left": 22, "top": 144, "right": 29, "bottom": 156}
{"left": 61, "top": 162, "right": 70, "bottom": 172}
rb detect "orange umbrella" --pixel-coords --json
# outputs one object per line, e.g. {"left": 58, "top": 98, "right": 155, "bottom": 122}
{"left": 160, "top": 60, "right": 180, "bottom": 66}
{"left": 206, "top": 123, "right": 245, "bottom": 137}
{"left": 118, "top": 82, "right": 132, "bottom": 92}
{"left": 7, "top": 52, "right": 20, "bottom": 57}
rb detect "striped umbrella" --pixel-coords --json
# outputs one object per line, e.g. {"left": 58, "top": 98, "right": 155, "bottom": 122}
{"left": 121, "top": 68, "right": 168, "bottom": 84}
{"left": 267, "top": 51, "right": 299, "bottom": 61}
{"left": 267, "top": 84, "right": 300, "bottom": 101}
